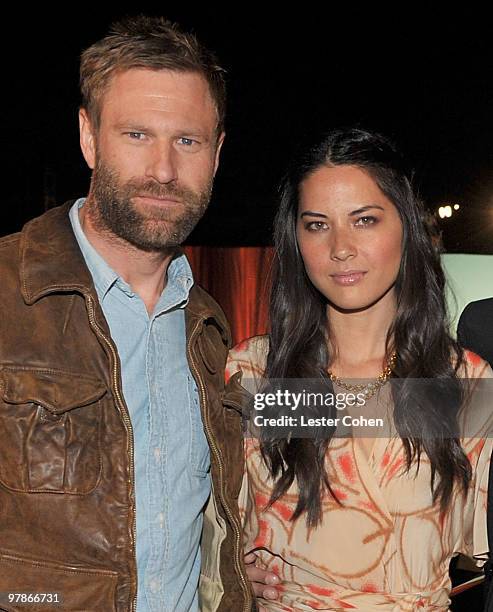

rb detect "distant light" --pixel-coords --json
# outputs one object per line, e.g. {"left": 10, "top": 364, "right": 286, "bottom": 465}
{"left": 454, "top": 204, "right": 460, "bottom": 210}
{"left": 438, "top": 206, "right": 452, "bottom": 219}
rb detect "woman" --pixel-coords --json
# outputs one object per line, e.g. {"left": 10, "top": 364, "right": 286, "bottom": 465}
{"left": 227, "top": 128, "right": 492, "bottom": 611}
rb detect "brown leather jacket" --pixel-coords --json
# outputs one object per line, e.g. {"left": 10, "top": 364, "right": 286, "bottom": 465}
{"left": 0, "top": 203, "right": 253, "bottom": 612}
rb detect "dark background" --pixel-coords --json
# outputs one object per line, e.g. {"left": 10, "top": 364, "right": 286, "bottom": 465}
{"left": 1, "top": 8, "right": 492, "bottom": 251}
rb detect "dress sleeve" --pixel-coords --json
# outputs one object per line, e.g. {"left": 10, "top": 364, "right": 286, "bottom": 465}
{"left": 225, "top": 335, "right": 269, "bottom": 384}
{"left": 225, "top": 337, "right": 269, "bottom": 539}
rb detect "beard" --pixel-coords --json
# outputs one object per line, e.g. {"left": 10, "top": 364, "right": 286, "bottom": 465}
{"left": 87, "top": 157, "right": 213, "bottom": 251}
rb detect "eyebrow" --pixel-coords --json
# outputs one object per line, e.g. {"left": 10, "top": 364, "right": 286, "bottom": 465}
{"left": 114, "top": 122, "right": 211, "bottom": 139}
{"left": 114, "top": 123, "right": 151, "bottom": 132}
{"left": 300, "top": 205, "right": 385, "bottom": 219}
{"left": 349, "top": 205, "right": 385, "bottom": 216}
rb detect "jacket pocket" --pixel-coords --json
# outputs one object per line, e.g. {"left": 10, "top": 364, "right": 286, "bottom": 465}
{"left": 0, "top": 367, "right": 106, "bottom": 494}
{"left": 0, "top": 551, "right": 117, "bottom": 611}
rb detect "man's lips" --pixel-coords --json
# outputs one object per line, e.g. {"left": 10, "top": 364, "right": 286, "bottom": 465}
{"left": 329, "top": 271, "right": 367, "bottom": 285}
{"left": 133, "top": 194, "right": 182, "bottom": 205}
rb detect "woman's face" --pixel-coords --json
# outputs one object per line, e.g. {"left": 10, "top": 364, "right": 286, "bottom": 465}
{"left": 296, "top": 164, "right": 403, "bottom": 312}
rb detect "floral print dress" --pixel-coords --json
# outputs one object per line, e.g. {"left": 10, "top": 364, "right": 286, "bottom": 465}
{"left": 226, "top": 336, "right": 492, "bottom": 611}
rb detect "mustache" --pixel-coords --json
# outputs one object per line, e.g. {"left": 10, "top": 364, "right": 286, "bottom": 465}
{"left": 125, "top": 179, "right": 192, "bottom": 200}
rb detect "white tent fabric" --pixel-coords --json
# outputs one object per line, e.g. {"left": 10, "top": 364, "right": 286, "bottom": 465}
{"left": 442, "top": 254, "right": 493, "bottom": 336}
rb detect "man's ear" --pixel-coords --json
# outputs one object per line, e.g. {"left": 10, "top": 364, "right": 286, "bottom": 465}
{"left": 79, "top": 108, "right": 97, "bottom": 170}
{"left": 213, "top": 131, "right": 226, "bottom": 176}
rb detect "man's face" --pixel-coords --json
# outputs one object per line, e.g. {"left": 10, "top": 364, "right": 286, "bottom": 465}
{"left": 79, "top": 68, "right": 224, "bottom": 250}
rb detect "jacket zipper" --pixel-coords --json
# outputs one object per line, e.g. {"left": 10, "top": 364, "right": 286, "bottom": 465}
{"left": 86, "top": 296, "right": 138, "bottom": 612}
{"left": 187, "top": 319, "right": 252, "bottom": 612}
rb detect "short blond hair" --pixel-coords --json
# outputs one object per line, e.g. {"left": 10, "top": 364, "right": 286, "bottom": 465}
{"left": 80, "top": 15, "right": 226, "bottom": 134}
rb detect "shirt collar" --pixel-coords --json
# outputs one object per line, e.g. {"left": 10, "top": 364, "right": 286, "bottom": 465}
{"left": 69, "top": 198, "right": 194, "bottom": 311}
{"left": 69, "top": 198, "right": 119, "bottom": 302}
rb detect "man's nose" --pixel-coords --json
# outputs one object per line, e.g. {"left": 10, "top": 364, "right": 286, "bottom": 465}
{"left": 146, "top": 142, "right": 178, "bottom": 184}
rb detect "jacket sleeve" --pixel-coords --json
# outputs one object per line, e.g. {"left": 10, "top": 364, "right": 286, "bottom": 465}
{"left": 457, "top": 303, "right": 474, "bottom": 350}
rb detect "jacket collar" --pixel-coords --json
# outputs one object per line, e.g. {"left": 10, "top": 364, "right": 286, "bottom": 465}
{"left": 185, "top": 284, "right": 231, "bottom": 347}
{"left": 20, "top": 201, "right": 94, "bottom": 304}
{"left": 19, "top": 202, "right": 230, "bottom": 344}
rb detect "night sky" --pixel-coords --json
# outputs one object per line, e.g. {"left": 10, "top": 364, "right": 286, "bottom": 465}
{"left": 2, "top": 9, "right": 492, "bottom": 250}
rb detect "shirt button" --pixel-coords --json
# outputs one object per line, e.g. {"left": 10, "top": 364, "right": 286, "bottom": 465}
{"left": 154, "top": 447, "right": 161, "bottom": 462}
{"left": 150, "top": 579, "right": 159, "bottom": 593}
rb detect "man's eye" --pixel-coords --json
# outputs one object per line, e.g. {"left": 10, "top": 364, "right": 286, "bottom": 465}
{"left": 355, "top": 216, "right": 377, "bottom": 226}
{"left": 126, "top": 132, "right": 146, "bottom": 140}
{"left": 178, "top": 137, "right": 197, "bottom": 146}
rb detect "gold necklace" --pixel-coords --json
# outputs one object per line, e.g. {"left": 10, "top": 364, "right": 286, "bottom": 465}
{"left": 328, "top": 352, "right": 397, "bottom": 400}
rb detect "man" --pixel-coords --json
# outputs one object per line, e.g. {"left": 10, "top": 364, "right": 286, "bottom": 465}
{"left": 457, "top": 298, "right": 493, "bottom": 367}
{"left": 456, "top": 300, "right": 493, "bottom": 610}
{"left": 0, "top": 15, "right": 265, "bottom": 611}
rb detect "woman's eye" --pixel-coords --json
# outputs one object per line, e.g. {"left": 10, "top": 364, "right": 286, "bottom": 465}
{"left": 355, "top": 216, "right": 377, "bottom": 226}
{"left": 306, "top": 221, "right": 328, "bottom": 231}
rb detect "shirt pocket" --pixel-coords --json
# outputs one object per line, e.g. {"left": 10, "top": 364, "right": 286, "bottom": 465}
{"left": 0, "top": 367, "right": 107, "bottom": 495}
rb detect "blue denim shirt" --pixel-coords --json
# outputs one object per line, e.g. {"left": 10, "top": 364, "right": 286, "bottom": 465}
{"left": 70, "top": 199, "right": 211, "bottom": 611}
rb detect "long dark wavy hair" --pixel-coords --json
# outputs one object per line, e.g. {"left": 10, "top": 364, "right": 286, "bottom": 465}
{"left": 261, "top": 127, "right": 469, "bottom": 527}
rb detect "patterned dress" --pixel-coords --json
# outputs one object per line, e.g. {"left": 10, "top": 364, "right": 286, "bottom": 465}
{"left": 226, "top": 336, "right": 492, "bottom": 611}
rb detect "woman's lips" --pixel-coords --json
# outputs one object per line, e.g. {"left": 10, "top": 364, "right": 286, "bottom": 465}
{"left": 330, "top": 271, "right": 367, "bottom": 285}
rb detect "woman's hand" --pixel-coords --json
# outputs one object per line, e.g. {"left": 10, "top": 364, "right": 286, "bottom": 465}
{"left": 244, "top": 551, "right": 281, "bottom": 611}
